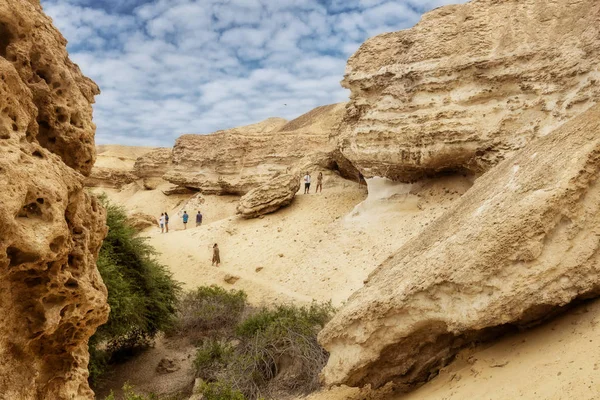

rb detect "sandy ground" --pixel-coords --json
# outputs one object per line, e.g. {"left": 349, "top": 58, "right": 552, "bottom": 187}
{"left": 96, "top": 173, "right": 469, "bottom": 307}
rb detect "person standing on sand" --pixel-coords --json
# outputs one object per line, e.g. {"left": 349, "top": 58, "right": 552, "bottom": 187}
{"left": 196, "top": 210, "right": 203, "bottom": 227}
{"left": 212, "top": 243, "right": 221, "bottom": 267}
{"left": 316, "top": 172, "right": 323, "bottom": 193}
{"left": 182, "top": 211, "right": 189, "bottom": 229}
{"left": 303, "top": 172, "right": 311, "bottom": 194}
{"left": 159, "top": 213, "right": 165, "bottom": 233}
{"left": 164, "top": 212, "right": 170, "bottom": 233}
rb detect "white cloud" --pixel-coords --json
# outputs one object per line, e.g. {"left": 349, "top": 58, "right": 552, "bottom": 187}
{"left": 39, "top": 0, "right": 469, "bottom": 146}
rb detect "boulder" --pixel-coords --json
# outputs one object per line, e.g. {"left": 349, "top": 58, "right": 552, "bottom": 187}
{"left": 164, "top": 104, "right": 348, "bottom": 194}
{"left": 0, "top": 1, "right": 108, "bottom": 398}
{"left": 127, "top": 212, "right": 158, "bottom": 232}
{"left": 223, "top": 274, "right": 240, "bottom": 285}
{"left": 319, "top": 104, "right": 600, "bottom": 391}
{"left": 337, "top": 0, "right": 600, "bottom": 181}
{"left": 236, "top": 174, "right": 300, "bottom": 219}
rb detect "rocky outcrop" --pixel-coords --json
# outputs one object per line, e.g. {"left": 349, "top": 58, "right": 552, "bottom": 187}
{"left": 165, "top": 104, "right": 349, "bottom": 194}
{"left": 133, "top": 148, "right": 172, "bottom": 179}
{"left": 1, "top": 0, "right": 100, "bottom": 176}
{"left": 127, "top": 212, "right": 158, "bottom": 232}
{"left": 0, "top": 1, "right": 108, "bottom": 399}
{"left": 88, "top": 145, "right": 164, "bottom": 189}
{"left": 86, "top": 167, "right": 138, "bottom": 189}
{"left": 319, "top": 104, "right": 600, "bottom": 391}
{"left": 338, "top": 0, "right": 600, "bottom": 181}
{"left": 237, "top": 174, "right": 300, "bottom": 219}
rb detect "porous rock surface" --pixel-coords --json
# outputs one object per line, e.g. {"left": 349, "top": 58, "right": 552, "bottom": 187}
{"left": 338, "top": 0, "right": 600, "bottom": 181}
{"left": 0, "top": 0, "right": 100, "bottom": 176}
{"left": 0, "top": 1, "right": 108, "bottom": 399}
{"left": 164, "top": 104, "right": 349, "bottom": 194}
{"left": 319, "top": 104, "right": 600, "bottom": 391}
{"left": 236, "top": 173, "right": 300, "bottom": 219}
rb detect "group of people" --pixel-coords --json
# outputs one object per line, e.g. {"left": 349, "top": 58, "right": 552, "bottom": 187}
{"left": 157, "top": 210, "right": 220, "bottom": 266}
{"left": 303, "top": 171, "right": 323, "bottom": 194}
{"left": 158, "top": 210, "right": 203, "bottom": 233}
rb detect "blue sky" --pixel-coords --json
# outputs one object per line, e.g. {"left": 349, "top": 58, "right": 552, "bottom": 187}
{"left": 40, "top": 0, "right": 466, "bottom": 146}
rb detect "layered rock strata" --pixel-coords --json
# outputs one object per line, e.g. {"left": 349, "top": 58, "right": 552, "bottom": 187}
{"left": 319, "top": 104, "right": 600, "bottom": 390}
{"left": 0, "top": 1, "right": 108, "bottom": 398}
{"left": 237, "top": 174, "right": 300, "bottom": 218}
{"left": 165, "top": 104, "right": 350, "bottom": 194}
{"left": 338, "top": 0, "right": 600, "bottom": 181}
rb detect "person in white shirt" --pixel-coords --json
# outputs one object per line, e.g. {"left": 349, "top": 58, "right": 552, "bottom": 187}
{"left": 158, "top": 213, "right": 165, "bottom": 233}
{"left": 303, "top": 172, "right": 311, "bottom": 194}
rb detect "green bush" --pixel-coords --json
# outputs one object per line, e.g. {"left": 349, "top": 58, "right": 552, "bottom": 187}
{"left": 192, "top": 300, "right": 335, "bottom": 399}
{"left": 176, "top": 285, "right": 247, "bottom": 339}
{"left": 200, "top": 381, "right": 246, "bottom": 400}
{"left": 193, "top": 339, "right": 234, "bottom": 381}
{"left": 90, "top": 196, "right": 181, "bottom": 386}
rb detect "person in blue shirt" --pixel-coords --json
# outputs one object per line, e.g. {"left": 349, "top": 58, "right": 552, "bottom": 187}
{"left": 196, "top": 210, "right": 203, "bottom": 227}
{"left": 182, "top": 211, "right": 189, "bottom": 229}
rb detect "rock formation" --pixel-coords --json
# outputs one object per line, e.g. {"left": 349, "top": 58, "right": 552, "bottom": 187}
{"left": 87, "top": 145, "right": 163, "bottom": 189}
{"left": 319, "top": 104, "right": 600, "bottom": 391}
{"left": 237, "top": 174, "right": 300, "bottom": 218}
{"left": 164, "top": 104, "right": 350, "bottom": 195}
{"left": 337, "top": 0, "right": 600, "bottom": 181}
{"left": 0, "top": 1, "right": 107, "bottom": 399}
{"left": 127, "top": 212, "right": 158, "bottom": 232}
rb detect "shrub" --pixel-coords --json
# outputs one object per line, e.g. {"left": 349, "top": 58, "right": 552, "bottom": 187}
{"left": 193, "top": 301, "right": 335, "bottom": 399}
{"left": 199, "top": 381, "right": 246, "bottom": 400}
{"left": 90, "top": 196, "right": 181, "bottom": 386}
{"left": 193, "top": 339, "right": 234, "bottom": 381}
{"left": 175, "top": 285, "right": 247, "bottom": 340}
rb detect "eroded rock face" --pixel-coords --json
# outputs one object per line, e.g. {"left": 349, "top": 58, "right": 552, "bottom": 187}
{"left": 236, "top": 174, "right": 300, "bottom": 219}
{"left": 165, "top": 104, "right": 348, "bottom": 195}
{"left": 133, "top": 148, "right": 172, "bottom": 179}
{"left": 319, "top": 104, "right": 600, "bottom": 391}
{"left": 1, "top": 0, "right": 100, "bottom": 176}
{"left": 0, "top": 1, "right": 107, "bottom": 399}
{"left": 338, "top": 0, "right": 600, "bottom": 181}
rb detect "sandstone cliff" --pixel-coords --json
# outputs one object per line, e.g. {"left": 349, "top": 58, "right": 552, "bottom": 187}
{"left": 0, "top": 1, "right": 107, "bottom": 399}
{"left": 338, "top": 0, "right": 600, "bottom": 181}
{"left": 319, "top": 104, "right": 600, "bottom": 391}
{"left": 164, "top": 103, "right": 349, "bottom": 195}
{"left": 88, "top": 145, "right": 163, "bottom": 189}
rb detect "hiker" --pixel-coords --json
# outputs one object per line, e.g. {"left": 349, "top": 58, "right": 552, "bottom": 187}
{"left": 158, "top": 213, "right": 165, "bottom": 233}
{"left": 212, "top": 243, "right": 220, "bottom": 267}
{"left": 164, "top": 212, "right": 170, "bottom": 233}
{"left": 182, "top": 211, "right": 189, "bottom": 229}
{"left": 196, "top": 210, "right": 203, "bottom": 227}
{"left": 316, "top": 171, "right": 323, "bottom": 193}
{"left": 303, "top": 171, "right": 311, "bottom": 194}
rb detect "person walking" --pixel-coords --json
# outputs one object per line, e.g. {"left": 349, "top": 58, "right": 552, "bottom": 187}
{"left": 159, "top": 213, "right": 165, "bottom": 233}
{"left": 196, "top": 210, "right": 203, "bottom": 227}
{"left": 316, "top": 171, "right": 323, "bottom": 193}
{"left": 182, "top": 211, "right": 189, "bottom": 229}
{"left": 164, "top": 212, "right": 170, "bottom": 233}
{"left": 303, "top": 171, "right": 311, "bottom": 194}
{"left": 212, "top": 243, "right": 221, "bottom": 267}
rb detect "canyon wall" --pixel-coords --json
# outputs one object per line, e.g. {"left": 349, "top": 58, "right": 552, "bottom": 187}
{"left": 338, "top": 0, "right": 600, "bottom": 181}
{"left": 0, "top": 1, "right": 107, "bottom": 399}
{"left": 164, "top": 103, "right": 349, "bottom": 195}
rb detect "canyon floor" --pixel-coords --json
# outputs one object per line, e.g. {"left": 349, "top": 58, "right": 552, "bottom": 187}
{"left": 92, "top": 155, "right": 600, "bottom": 399}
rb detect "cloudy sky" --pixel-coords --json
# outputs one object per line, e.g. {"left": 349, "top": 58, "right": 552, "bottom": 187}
{"left": 40, "top": 0, "right": 466, "bottom": 146}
